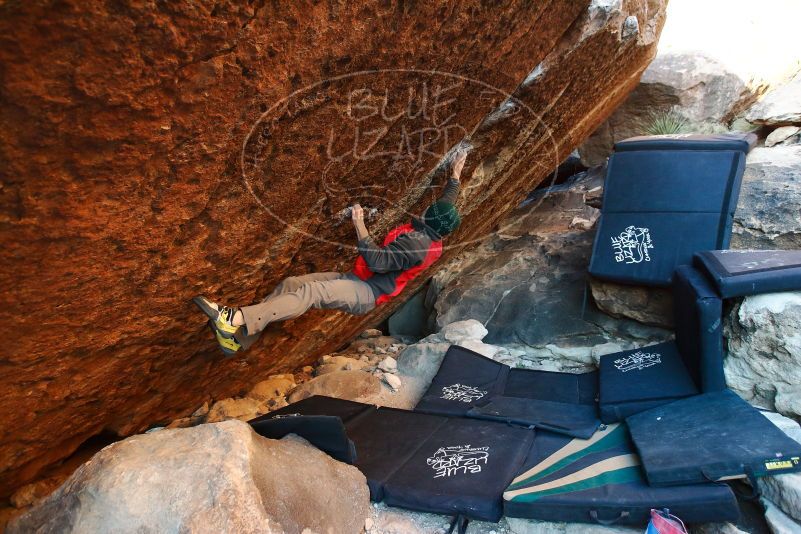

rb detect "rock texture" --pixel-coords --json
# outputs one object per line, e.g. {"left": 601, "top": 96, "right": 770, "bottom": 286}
{"left": 287, "top": 370, "right": 382, "bottom": 404}
{"left": 731, "top": 146, "right": 801, "bottom": 250}
{"left": 506, "top": 518, "right": 641, "bottom": 534}
{"left": 745, "top": 73, "right": 801, "bottom": 126}
{"left": 367, "top": 501, "right": 643, "bottom": 534}
{"left": 724, "top": 292, "right": 801, "bottom": 419}
{"left": 762, "top": 497, "right": 801, "bottom": 534}
{"left": 765, "top": 126, "right": 800, "bottom": 148}
{"left": 0, "top": 0, "right": 667, "bottom": 494}
{"left": 758, "top": 412, "right": 801, "bottom": 531}
{"left": 8, "top": 421, "right": 370, "bottom": 534}
{"left": 579, "top": 52, "right": 749, "bottom": 166}
{"left": 589, "top": 279, "right": 673, "bottom": 328}
{"left": 431, "top": 173, "right": 670, "bottom": 369}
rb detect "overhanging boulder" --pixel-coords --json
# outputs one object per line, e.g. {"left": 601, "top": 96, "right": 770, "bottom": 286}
{"left": 0, "top": 0, "right": 666, "bottom": 495}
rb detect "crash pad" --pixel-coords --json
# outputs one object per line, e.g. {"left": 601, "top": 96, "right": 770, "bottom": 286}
{"left": 598, "top": 341, "right": 699, "bottom": 424}
{"left": 251, "top": 395, "right": 535, "bottom": 522}
{"left": 415, "top": 345, "right": 600, "bottom": 438}
{"left": 589, "top": 133, "right": 754, "bottom": 286}
{"left": 627, "top": 390, "right": 801, "bottom": 487}
{"left": 673, "top": 264, "right": 726, "bottom": 392}
{"left": 694, "top": 249, "right": 801, "bottom": 298}
{"left": 504, "top": 424, "right": 740, "bottom": 525}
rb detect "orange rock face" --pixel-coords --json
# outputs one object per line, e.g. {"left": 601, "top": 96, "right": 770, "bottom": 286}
{"left": 0, "top": 0, "right": 665, "bottom": 495}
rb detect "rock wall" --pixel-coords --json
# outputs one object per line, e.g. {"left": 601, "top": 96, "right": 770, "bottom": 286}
{"left": 731, "top": 145, "right": 801, "bottom": 250}
{"left": 579, "top": 53, "right": 752, "bottom": 165}
{"left": 578, "top": 0, "right": 801, "bottom": 166}
{"left": 725, "top": 293, "right": 801, "bottom": 420}
{"left": 0, "top": 0, "right": 666, "bottom": 495}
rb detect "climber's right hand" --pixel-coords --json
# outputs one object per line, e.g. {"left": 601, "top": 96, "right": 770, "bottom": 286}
{"left": 351, "top": 204, "right": 369, "bottom": 241}
{"left": 451, "top": 148, "right": 468, "bottom": 181}
{"left": 351, "top": 203, "right": 364, "bottom": 223}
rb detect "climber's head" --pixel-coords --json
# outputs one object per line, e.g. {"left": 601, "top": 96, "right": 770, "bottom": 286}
{"left": 424, "top": 200, "right": 461, "bottom": 237}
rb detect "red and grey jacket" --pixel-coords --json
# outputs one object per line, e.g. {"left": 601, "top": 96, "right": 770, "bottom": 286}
{"left": 352, "top": 178, "right": 459, "bottom": 305}
{"left": 353, "top": 218, "right": 443, "bottom": 305}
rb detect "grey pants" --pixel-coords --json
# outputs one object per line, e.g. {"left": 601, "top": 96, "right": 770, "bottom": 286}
{"left": 237, "top": 272, "right": 376, "bottom": 348}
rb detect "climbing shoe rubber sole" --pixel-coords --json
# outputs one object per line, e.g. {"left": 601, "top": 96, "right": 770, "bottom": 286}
{"left": 210, "top": 321, "right": 242, "bottom": 356}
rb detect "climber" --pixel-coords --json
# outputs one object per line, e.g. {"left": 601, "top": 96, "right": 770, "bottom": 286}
{"left": 194, "top": 148, "right": 468, "bottom": 355}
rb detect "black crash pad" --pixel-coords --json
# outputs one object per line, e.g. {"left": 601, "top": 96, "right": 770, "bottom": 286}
{"left": 673, "top": 264, "right": 726, "bottom": 392}
{"left": 589, "top": 133, "right": 753, "bottom": 286}
{"left": 694, "top": 249, "right": 801, "bottom": 298}
{"left": 598, "top": 341, "right": 698, "bottom": 424}
{"left": 344, "top": 407, "right": 446, "bottom": 501}
{"left": 504, "top": 424, "right": 740, "bottom": 525}
{"left": 415, "top": 345, "right": 600, "bottom": 438}
{"left": 613, "top": 132, "right": 757, "bottom": 153}
{"left": 250, "top": 396, "right": 373, "bottom": 464}
{"left": 252, "top": 394, "right": 374, "bottom": 422}
{"left": 380, "top": 414, "right": 534, "bottom": 521}
{"left": 251, "top": 395, "right": 535, "bottom": 522}
{"left": 469, "top": 396, "right": 600, "bottom": 438}
{"left": 598, "top": 262, "right": 728, "bottom": 423}
{"left": 627, "top": 390, "right": 801, "bottom": 487}
{"left": 250, "top": 414, "right": 358, "bottom": 464}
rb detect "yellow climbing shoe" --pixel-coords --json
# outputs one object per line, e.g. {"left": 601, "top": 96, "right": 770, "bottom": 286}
{"left": 214, "top": 327, "right": 242, "bottom": 356}
{"left": 193, "top": 295, "right": 241, "bottom": 338}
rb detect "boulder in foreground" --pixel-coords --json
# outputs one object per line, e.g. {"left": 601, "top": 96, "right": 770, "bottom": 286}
{"left": 8, "top": 421, "right": 370, "bottom": 534}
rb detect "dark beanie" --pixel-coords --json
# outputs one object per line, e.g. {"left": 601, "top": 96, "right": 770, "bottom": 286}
{"left": 424, "top": 201, "right": 461, "bottom": 237}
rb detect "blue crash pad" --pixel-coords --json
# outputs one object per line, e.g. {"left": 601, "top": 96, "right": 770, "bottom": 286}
{"left": 589, "top": 133, "right": 754, "bottom": 286}
{"left": 695, "top": 249, "right": 801, "bottom": 298}
{"left": 627, "top": 390, "right": 801, "bottom": 487}
{"left": 613, "top": 133, "right": 757, "bottom": 154}
{"left": 504, "top": 424, "right": 739, "bottom": 525}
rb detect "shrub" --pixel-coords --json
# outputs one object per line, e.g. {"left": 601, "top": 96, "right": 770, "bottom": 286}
{"left": 642, "top": 109, "right": 688, "bottom": 135}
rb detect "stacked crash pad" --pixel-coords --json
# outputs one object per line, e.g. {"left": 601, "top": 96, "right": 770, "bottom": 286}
{"left": 598, "top": 264, "right": 726, "bottom": 422}
{"left": 589, "top": 133, "right": 756, "bottom": 286}
{"left": 584, "top": 134, "right": 801, "bottom": 522}
{"left": 600, "top": 249, "right": 801, "bottom": 425}
{"left": 694, "top": 249, "right": 801, "bottom": 298}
